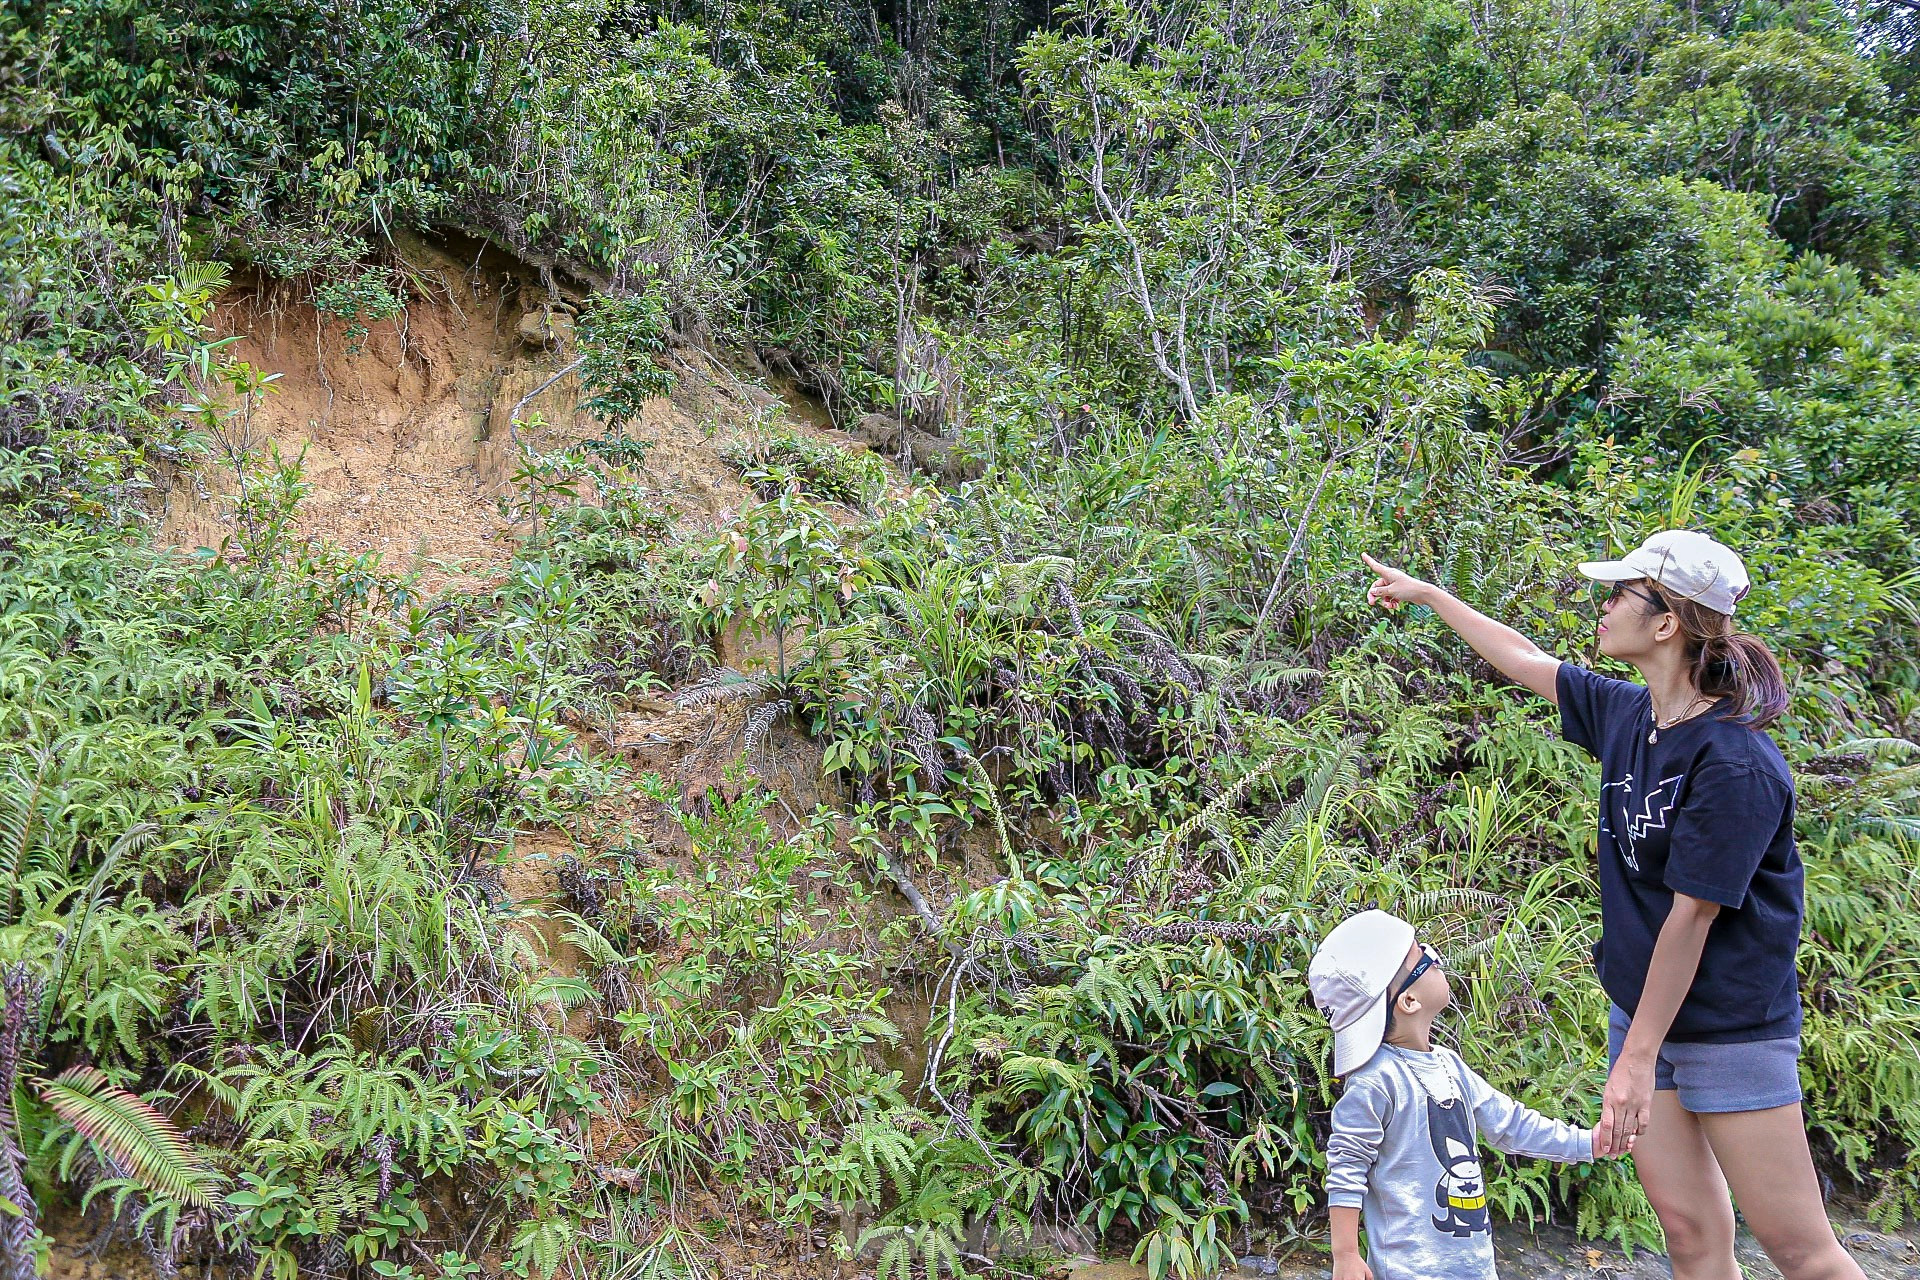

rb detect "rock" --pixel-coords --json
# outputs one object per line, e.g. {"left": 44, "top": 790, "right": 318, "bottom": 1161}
{"left": 849, "top": 411, "right": 902, "bottom": 452}
{"left": 846, "top": 411, "right": 981, "bottom": 484}
{"left": 1236, "top": 1258, "right": 1281, "bottom": 1277}
{"left": 1060, "top": 1263, "right": 1149, "bottom": 1280}
{"left": 903, "top": 425, "right": 982, "bottom": 484}
{"left": 515, "top": 307, "right": 575, "bottom": 349}
{"left": 625, "top": 693, "right": 676, "bottom": 715}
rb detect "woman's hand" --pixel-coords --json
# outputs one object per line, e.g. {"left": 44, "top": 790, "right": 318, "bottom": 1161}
{"left": 1596, "top": 1054, "right": 1656, "bottom": 1158}
{"left": 1362, "top": 554, "right": 1434, "bottom": 611}
{"left": 1591, "top": 1123, "right": 1636, "bottom": 1159}
{"left": 1596, "top": 895, "right": 1717, "bottom": 1158}
{"left": 1359, "top": 553, "right": 1563, "bottom": 701}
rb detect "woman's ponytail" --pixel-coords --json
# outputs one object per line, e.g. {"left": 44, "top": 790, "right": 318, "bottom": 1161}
{"left": 1668, "top": 597, "right": 1790, "bottom": 728}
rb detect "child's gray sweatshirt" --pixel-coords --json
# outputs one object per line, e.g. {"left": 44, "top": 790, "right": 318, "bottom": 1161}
{"left": 1326, "top": 1044, "right": 1592, "bottom": 1280}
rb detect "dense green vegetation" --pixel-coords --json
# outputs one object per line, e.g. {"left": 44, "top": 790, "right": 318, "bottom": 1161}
{"left": 2, "top": 0, "right": 1919, "bottom": 1276}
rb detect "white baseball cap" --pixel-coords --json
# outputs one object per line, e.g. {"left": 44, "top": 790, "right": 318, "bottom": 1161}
{"left": 1308, "top": 910, "right": 1417, "bottom": 1076}
{"left": 1577, "top": 529, "right": 1751, "bottom": 616}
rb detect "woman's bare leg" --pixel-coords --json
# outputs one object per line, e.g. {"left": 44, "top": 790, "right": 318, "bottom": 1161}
{"left": 1700, "top": 1103, "right": 1865, "bottom": 1280}
{"left": 1634, "top": 1090, "right": 1740, "bottom": 1280}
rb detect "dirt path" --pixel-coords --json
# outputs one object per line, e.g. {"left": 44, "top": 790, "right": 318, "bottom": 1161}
{"left": 1054, "top": 1212, "right": 1920, "bottom": 1279}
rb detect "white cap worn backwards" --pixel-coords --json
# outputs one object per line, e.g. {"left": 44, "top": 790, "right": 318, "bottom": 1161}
{"left": 1308, "top": 909, "right": 1417, "bottom": 1077}
{"left": 1577, "top": 529, "right": 1751, "bottom": 616}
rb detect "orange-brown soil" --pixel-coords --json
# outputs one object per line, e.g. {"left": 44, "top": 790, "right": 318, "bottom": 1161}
{"left": 158, "top": 232, "right": 809, "bottom": 594}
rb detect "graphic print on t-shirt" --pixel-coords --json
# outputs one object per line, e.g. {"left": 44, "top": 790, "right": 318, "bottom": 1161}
{"left": 1598, "top": 772, "right": 1687, "bottom": 872}
{"left": 1425, "top": 1096, "right": 1489, "bottom": 1238}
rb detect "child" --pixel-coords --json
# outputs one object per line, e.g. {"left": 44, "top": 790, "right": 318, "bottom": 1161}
{"left": 1307, "top": 910, "right": 1612, "bottom": 1280}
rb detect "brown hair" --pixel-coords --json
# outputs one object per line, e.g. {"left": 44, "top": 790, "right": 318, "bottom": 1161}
{"left": 1639, "top": 588, "right": 1790, "bottom": 728}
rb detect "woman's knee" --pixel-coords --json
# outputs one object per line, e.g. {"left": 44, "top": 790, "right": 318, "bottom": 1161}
{"left": 1751, "top": 1229, "right": 1860, "bottom": 1280}
{"left": 1646, "top": 1188, "right": 1735, "bottom": 1262}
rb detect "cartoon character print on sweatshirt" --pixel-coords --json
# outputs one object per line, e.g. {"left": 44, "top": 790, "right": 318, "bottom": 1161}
{"left": 1426, "top": 1095, "right": 1490, "bottom": 1238}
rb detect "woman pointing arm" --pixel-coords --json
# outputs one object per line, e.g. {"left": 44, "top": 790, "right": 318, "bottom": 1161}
{"left": 1360, "top": 552, "right": 1561, "bottom": 702}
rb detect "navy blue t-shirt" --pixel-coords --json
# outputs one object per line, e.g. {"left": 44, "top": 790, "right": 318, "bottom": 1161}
{"left": 1557, "top": 662, "right": 1803, "bottom": 1043}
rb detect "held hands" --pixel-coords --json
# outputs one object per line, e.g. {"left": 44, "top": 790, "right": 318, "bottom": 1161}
{"left": 1361, "top": 554, "right": 1435, "bottom": 611}
{"left": 1591, "top": 1124, "right": 1637, "bottom": 1159}
{"left": 1594, "top": 1055, "right": 1655, "bottom": 1158}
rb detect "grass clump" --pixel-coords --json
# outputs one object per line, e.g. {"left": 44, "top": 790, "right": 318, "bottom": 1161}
{"left": 726, "top": 427, "right": 892, "bottom": 511}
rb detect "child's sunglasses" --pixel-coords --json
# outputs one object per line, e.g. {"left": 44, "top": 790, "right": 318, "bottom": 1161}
{"left": 1392, "top": 944, "right": 1441, "bottom": 1003}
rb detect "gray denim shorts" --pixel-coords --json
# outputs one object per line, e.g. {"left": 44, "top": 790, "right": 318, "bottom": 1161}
{"left": 1607, "top": 1004, "right": 1803, "bottom": 1114}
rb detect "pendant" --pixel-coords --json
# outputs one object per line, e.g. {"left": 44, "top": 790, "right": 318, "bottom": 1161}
{"left": 1648, "top": 727, "right": 1658, "bottom": 745}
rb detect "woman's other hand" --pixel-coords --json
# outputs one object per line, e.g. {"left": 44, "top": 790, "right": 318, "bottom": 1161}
{"left": 1362, "top": 553, "right": 1433, "bottom": 611}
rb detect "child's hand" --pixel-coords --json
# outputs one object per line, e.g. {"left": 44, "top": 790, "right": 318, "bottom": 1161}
{"left": 1333, "top": 1252, "right": 1375, "bottom": 1280}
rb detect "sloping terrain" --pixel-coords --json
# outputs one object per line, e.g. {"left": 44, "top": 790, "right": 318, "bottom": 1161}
{"left": 124, "top": 238, "right": 951, "bottom": 1279}
{"left": 82, "top": 239, "right": 1913, "bottom": 1280}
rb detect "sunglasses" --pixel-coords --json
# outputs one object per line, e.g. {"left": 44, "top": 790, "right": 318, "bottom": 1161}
{"left": 1392, "top": 944, "right": 1441, "bottom": 1004}
{"left": 1594, "top": 581, "right": 1669, "bottom": 613}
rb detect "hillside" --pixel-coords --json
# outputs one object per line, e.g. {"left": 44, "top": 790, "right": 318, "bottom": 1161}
{"left": 2, "top": 1, "right": 1919, "bottom": 1278}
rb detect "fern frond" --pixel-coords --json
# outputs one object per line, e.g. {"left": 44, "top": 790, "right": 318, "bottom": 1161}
{"left": 743, "top": 699, "right": 792, "bottom": 759}
{"left": 845, "top": 1117, "right": 918, "bottom": 1200}
{"left": 1242, "top": 661, "right": 1319, "bottom": 692}
{"left": 960, "top": 753, "right": 1014, "bottom": 863}
{"left": 1862, "top": 815, "right": 1920, "bottom": 843}
{"left": 1185, "top": 653, "right": 1233, "bottom": 682}
{"left": 1397, "top": 889, "right": 1508, "bottom": 922}
{"left": 0, "top": 751, "right": 53, "bottom": 916}
{"left": 560, "top": 918, "right": 628, "bottom": 972}
{"left": 1155, "top": 751, "right": 1291, "bottom": 866}
{"left": 1827, "top": 737, "right": 1918, "bottom": 761}
{"left": 995, "top": 555, "right": 1076, "bottom": 599}
{"left": 523, "top": 974, "right": 599, "bottom": 1011}
{"left": 39, "top": 1066, "right": 224, "bottom": 1209}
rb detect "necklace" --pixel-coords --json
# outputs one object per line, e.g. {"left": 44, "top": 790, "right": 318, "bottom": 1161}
{"left": 1648, "top": 694, "right": 1710, "bottom": 744}
{"left": 1389, "top": 1044, "right": 1461, "bottom": 1102}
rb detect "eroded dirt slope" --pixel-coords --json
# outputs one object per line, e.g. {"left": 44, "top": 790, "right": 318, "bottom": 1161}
{"left": 160, "top": 232, "right": 791, "bottom": 591}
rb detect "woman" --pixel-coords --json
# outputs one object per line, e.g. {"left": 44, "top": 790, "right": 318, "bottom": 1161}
{"left": 1362, "top": 530, "right": 1863, "bottom": 1280}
